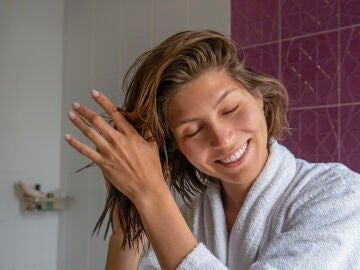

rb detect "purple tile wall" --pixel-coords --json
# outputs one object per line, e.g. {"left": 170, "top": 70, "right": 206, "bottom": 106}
{"left": 231, "top": 0, "right": 279, "bottom": 47}
{"left": 340, "top": 0, "right": 360, "bottom": 27}
{"left": 231, "top": 0, "right": 360, "bottom": 172}
{"left": 341, "top": 27, "right": 360, "bottom": 102}
{"left": 244, "top": 44, "right": 279, "bottom": 78}
{"left": 281, "top": 0, "right": 338, "bottom": 38}
{"left": 282, "top": 32, "right": 338, "bottom": 107}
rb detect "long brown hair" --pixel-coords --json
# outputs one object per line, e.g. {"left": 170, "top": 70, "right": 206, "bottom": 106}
{"left": 92, "top": 30, "right": 289, "bottom": 249}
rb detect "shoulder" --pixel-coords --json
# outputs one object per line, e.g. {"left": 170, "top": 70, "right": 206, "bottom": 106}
{"left": 285, "top": 160, "right": 360, "bottom": 229}
{"left": 293, "top": 160, "right": 360, "bottom": 200}
{"left": 255, "top": 160, "right": 360, "bottom": 268}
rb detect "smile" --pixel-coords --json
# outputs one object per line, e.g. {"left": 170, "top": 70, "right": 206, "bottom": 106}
{"left": 219, "top": 141, "right": 249, "bottom": 164}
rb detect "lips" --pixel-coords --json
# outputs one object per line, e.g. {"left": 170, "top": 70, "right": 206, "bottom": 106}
{"left": 218, "top": 140, "right": 249, "bottom": 164}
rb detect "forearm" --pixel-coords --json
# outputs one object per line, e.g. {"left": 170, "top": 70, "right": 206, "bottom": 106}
{"left": 136, "top": 184, "right": 198, "bottom": 270}
{"left": 105, "top": 232, "right": 144, "bottom": 270}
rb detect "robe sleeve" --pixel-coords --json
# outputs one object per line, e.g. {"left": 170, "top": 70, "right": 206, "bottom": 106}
{"left": 177, "top": 243, "right": 228, "bottom": 270}
{"left": 138, "top": 243, "right": 228, "bottom": 270}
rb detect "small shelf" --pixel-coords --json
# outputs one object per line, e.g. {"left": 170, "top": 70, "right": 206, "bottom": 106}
{"left": 20, "top": 195, "right": 72, "bottom": 212}
{"left": 16, "top": 182, "right": 73, "bottom": 212}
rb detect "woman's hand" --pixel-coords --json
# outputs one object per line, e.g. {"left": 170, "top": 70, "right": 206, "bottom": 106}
{"left": 65, "top": 90, "right": 197, "bottom": 269}
{"left": 64, "top": 89, "right": 167, "bottom": 206}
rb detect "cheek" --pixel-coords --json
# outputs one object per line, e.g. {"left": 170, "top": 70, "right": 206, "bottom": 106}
{"left": 233, "top": 105, "right": 266, "bottom": 132}
{"left": 177, "top": 141, "right": 206, "bottom": 166}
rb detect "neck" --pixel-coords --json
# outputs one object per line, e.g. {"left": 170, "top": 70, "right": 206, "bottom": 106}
{"left": 221, "top": 181, "right": 253, "bottom": 213}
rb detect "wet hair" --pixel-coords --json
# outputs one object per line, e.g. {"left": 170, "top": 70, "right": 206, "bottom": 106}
{"left": 93, "top": 30, "right": 289, "bottom": 249}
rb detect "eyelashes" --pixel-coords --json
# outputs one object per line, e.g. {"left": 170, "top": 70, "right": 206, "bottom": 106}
{"left": 223, "top": 105, "right": 239, "bottom": 115}
{"left": 184, "top": 104, "right": 240, "bottom": 138}
{"left": 185, "top": 126, "right": 203, "bottom": 138}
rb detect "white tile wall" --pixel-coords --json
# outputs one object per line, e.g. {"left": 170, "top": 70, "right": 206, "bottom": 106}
{"left": 0, "top": 0, "right": 230, "bottom": 269}
{"left": 188, "top": 0, "right": 230, "bottom": 33}
{"left": 0, "top": 0, "right": 64, "bottom": 269}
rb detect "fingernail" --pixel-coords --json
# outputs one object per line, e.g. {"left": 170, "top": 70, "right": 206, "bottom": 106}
{"left": 72, "top": 102, "right": 80, "bottom": 110}
{"left": 68, "top": 111, "right": 76, "bottom": 120}
{"left": 91, "top": 89, "right": 100, "bottom": 97}
{"left": 64, "top": 133, "right": 72, "bottom": 141}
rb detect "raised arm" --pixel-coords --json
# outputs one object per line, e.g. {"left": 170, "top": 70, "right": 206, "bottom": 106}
{"left": 65, "top": 90, "right": 198, "bottom": 269}
{"left": 105, "top": 209, "right": 146, "bottom": 269}
{"left": 100, "top": 175, "right": 145, "bottom": 270}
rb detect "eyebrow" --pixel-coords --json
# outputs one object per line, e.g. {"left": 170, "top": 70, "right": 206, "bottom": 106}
{"left": 213, "top": 88, "right": 237, "bottom": 108}
{"left": 175, "top": 88, "right": 237, "bottom": 128}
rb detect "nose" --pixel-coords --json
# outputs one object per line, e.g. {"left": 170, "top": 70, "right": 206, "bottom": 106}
{"left": 208, "top": 122, "right": 234, "bottom": 148}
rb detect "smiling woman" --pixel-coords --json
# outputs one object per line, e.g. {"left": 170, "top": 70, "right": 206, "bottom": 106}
{"left": 168, "top": 71, "right": 269, "bottom": 195}
{"left": 65, "top": 30, "right": 360, "bottom": 269}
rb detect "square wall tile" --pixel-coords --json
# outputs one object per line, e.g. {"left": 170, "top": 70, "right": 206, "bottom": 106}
{"left": 283, "top": 107, "right": 339, "bottom": 163}
{"left": 340, "top": 105, "right": 360, "bottom": 172}
{"left": 281, "top": 0, "right": 339, "bottom": 38}
{"left": 281, "top": 32, "right": 338, "bottom": 107}
{"left": 231, "top": 0, "right": 279, "bottom": 46}
{"left": 244, "top": 43, "right": 279, "bottom": 78}
{"left": 340, "top": 26, "right": 360, "bottom": 103}
{"left": 189, "top": 0, "right": 230, "bottom": 35}
{"left": 340, "top": 0, "right": 360, "bottom": 27}
{"left": 154, "top": 0, "right": 188, "bottom": 43}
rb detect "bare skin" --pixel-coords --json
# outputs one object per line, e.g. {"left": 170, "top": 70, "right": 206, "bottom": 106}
{"left": 65, "top": 70, "right": 269, "bottom": 269}
{"left": 65, "top": 90, "right": 197, "bottom": 270}
{"left": 168, "top": 70, "right": 269, "bottom": 235}
{"left": 102, "top": 176, "right": 145, "bottom": 270}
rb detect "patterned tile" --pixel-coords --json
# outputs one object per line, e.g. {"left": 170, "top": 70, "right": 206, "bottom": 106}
{"left": 281, "top": 0, "right": 339, "bottom": 38}
{"left": 340, "top": 105, "right": 360, "bottom": 172}
{"left": 281, "top": 32, "right": 338, "bottom": 107}
{"left": 231, "top": 0, "right": 279, "bottom": 46}
{"left": 340, "top": 26, "right": 360, "bottom": 103}
{"left": 283, "top": 107, "right": 339, "bottom": 163}
{"left": 244, "top": 43, "right": 279, "bottom": 78}
{"left": 231, "top": 0, "right": 359, "bottom": 173}
{"left": 340, "top": 0, "right": 360, "bottom": 27}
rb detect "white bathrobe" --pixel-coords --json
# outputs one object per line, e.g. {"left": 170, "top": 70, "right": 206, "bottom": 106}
{"left": 138, "top": 140, "right": 360, "bottom": 269}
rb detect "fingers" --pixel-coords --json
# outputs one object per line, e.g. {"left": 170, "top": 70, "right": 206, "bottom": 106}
{"left": 64, "top": 133, "right": 103, "bottom": 164}
{"left": 65, "top": 89, "right": 140, "bottom": 164}
{"left": 67, "top": 110, "right": 112, "bottom": 155}
{"left": 71, "top": 102, "right": 117, "bottom": 142}
{"left": 90, "top": 89, "right": 137, "bottom": 135}
{"left": 144, "top": 129, "right": 153, "bottom": 141}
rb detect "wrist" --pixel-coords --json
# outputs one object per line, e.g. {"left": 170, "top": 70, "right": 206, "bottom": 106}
{"left": 132, "top": 181, "right": 197, "bottom": 269}
{"left": 132, "top": 180, "right": 171, "bottom": 211}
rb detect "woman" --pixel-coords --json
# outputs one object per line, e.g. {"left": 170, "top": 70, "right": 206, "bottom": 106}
{"left": 65, "top": 30, "right": 360, "bottom": 269}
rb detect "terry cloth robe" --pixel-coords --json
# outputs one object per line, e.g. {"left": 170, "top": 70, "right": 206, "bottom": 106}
{"left": 138, "top": 140, "right": 360, "bottom": 269}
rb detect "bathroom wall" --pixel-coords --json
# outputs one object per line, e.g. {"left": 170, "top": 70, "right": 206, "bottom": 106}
{"left": 231, "top": 0, "right": 360, "bottom": 172}
{"left": 59, "top": 1, "right": 230, "bottom": 269}
{"left": 0, "top": 0, "right": 64, "bottom": 269}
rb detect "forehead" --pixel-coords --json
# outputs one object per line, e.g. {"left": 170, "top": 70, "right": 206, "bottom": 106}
{"left": 166, "top": 70, "right": 248, "bottom": 125}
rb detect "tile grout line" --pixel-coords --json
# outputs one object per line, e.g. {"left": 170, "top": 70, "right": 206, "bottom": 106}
{"left": 88, "top": 0, "right": 96, "bottom": 268}
{"left": 288, "top": 101, "right": 360, "bottom": 111}
{"left": 278, "top": 1, "right": 282, "bottom": 80}
{"left": 186, "top": 0, "right": 189, "bottom": 29}
{"left": 243, "top": 23, "right": 360, "bottom": 49}
{"left": 337, "top": 0, "right": 341, "bottom": 162}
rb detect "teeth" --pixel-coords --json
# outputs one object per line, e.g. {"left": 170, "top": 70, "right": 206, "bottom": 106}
{"left": 220, "top": 142, "right": 248, "bottom": 164}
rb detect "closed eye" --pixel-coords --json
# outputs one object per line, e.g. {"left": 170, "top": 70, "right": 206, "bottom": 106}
{"left": 185, "top": 127, "right": 203, "bottom": 138}
{"left": 223, "top": 105, "right": 239, "bottom": 115}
